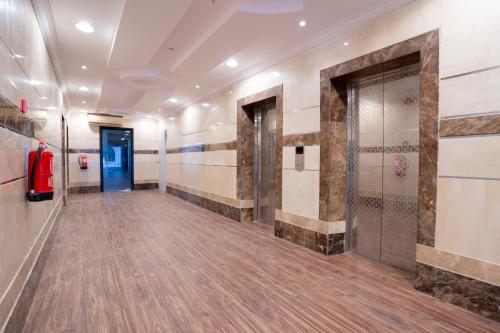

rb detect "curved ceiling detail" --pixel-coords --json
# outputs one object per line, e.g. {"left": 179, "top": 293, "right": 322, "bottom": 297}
{"left": 238, "top": 0, "right": 303, "bottom": 14}
{"left": 39, "top": 0, "right": 412, "bottom": 117}
{"left": 119, "top": 69, "right": 173, "bottom": 92}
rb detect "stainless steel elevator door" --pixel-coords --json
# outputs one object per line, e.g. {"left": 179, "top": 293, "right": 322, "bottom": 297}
{"left": 347, "top": 64, "right": 420, "bottom": 273}
{"left": 253, "top": 102, "right": 277, "bottom": 225}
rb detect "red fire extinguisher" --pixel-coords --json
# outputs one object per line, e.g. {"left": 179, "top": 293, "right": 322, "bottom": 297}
{"left": 78, "top": 153, "right": 88, "bottom": 169}
{"left": 27, "top": 139, "right": 54, "bottom": 202}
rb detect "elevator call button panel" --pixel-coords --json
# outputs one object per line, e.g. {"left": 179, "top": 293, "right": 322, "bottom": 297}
{"left": 295, "top": 141, "right": 305, "bottom": 172}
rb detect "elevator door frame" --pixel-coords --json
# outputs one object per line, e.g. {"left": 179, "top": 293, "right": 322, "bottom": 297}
{"left": 99, "top": 127, "right": 134, "bottom": 192}
{"left": 253, "top": 105, "right": 277, "bottom": 225}
{"left": 345, "top": 65, "right": 420, "bottom": 272}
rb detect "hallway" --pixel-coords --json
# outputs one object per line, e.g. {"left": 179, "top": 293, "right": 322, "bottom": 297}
{"left": 22, "top": 191, "right": 499, "bottom": 333}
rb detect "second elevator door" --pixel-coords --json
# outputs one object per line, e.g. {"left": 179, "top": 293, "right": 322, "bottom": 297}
{"left": 254, "top": 101, "right": 276, "bottom": 225}
{"left": 347, "top": 64, "right": 420, "bottom": 273}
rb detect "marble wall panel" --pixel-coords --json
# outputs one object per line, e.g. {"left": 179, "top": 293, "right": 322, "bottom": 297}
{"left": 415, "top": 263, "right": 500, "bottom": 323}
{"left": 440, "top": 114, "right": 500, "bottom": 137}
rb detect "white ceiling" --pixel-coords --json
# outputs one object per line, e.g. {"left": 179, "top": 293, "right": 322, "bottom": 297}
{"left": 38, "top": 0, "right": 412, "bottom": 118}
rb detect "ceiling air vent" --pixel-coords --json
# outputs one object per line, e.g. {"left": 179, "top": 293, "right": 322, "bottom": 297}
{"left": 87, "top": 113, "right": 123, "bottom": 127}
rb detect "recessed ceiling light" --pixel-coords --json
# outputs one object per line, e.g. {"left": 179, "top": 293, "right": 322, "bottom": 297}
{"left": 158, "top": 108, "right": 162, "bottom": 111}
{"left": 271, "top": 71, "right": 280, "bottom": 77}
{"left": 81, "top": 65, "right": 87, "bottom": 70}
{"left": 75, "top": 21, "right": 94, "bottom": 33}
{"left": 82, "top": 101, "right": 86, "bottom": 104}
{"left": 168, "top": 117, "right": 175, "bottom": 120}
{"left": 195, "top": 85, "right": 200, "bottom": 89}
{"left": 147, "top": 115, "right": 152, "bottom": 118}
{"left": 343, "top": 41, "right": 349, "bottom": 46}
{"left": 13, "top": 54, "right": 23, "bottom": 59}
{"left": 168, "top": 97, "right": 178, "bottom": 103}
{"left": 41, "top": 96, "right": 47, "bottom": 100}
{"left": 299, "top": 20, "right": 307, "bottom": 27}
{"left": 78, "top": 86, "right": 89, "bottom": 92}
{"left": 229, "top": 91, "right": 233, "bottom": 95}
{"left": 225, "top": 58, "right": 239, "bottom": 68}
{"left": 217, "top": 122, "right": 223, "bottom": 126}
{"left": 202, "top": 103, "right": 210, "bottom": 107}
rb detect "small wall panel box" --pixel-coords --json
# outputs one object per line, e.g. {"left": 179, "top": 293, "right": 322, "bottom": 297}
{"left": 295, "top": 141, "right": 304, "bottom": 171}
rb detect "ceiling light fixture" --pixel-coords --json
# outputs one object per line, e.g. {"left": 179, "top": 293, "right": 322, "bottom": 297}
{"left": 168, "top": 97, "right": 178, "bottom": 103}
{"left": 229, "top": 91, "right": 233, "bottom": 95}
{"left": 225, "top": 58, "right": 239, "bottom": 68}
{"left": 78, "top": 86, "right": 89, "bottom": 92}
{"left": 158, "top": 108, "right": 162, "bottom": 111}
{"left": 41, "top": 96, "right": 47, "bottom": 100}
{"left": 75, "top": 21, "right": 94, "bottom": 33}
{"left": 147, "top": 115, "right": 152, "bottom": 118}
{"left": 271, "top": 71, "right": 280, "bottom": 77}
{"left": 202, "top": 103, "right": 210, "bottom": 107}
{"left": 12, "top": 54, "right": 23, "bottom": 59}
{"left": 168, "top": 117, "right": 175, "bottom": 120}
{"left": 217, "top": 122, "right": 223, "bottom": 126}
{"left": 299, "top": 20, "right": 307, "bottom": 27}
{"left": 82, "top": 101, "right": 86, "bottom": 104}
{"left": 343, "top": 41, "right": 349, "bottom": 46}
{"left": 81, "top": 65, "right": 87, "bottom": 70}
{"left": 195, "top": 85, "right": 200, "bottom": 89}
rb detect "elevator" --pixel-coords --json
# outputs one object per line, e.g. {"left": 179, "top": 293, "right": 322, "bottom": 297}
{"left": 253, "top": 99, "right": 277, "bottom": 225}
{"left": 346, "top": 64, "right": 420, "bottom": 273}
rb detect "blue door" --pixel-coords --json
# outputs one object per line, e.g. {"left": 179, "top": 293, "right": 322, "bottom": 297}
{"left": 100, "top": 128, "right": 133, "bottom": 192}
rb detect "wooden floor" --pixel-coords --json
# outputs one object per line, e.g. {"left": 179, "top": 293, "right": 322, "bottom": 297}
{"left": 22, "top": 191, "right": 499, "bottom": 333}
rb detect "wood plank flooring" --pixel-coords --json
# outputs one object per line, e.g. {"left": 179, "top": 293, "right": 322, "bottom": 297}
{"left": 22, "top": 191, "right": 500, "bottom": 332}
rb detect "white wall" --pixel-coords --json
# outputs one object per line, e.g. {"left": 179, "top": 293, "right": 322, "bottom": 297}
{"left": 0, "top": 0, "right": 65, "bottom": 329}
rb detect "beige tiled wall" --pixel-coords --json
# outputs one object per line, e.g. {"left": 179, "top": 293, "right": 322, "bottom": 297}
{"left": 0, "top": 0, "right": 65, "bottom": 328}
{"left": 165, "top": 0, "right": 500, "bottom": 273}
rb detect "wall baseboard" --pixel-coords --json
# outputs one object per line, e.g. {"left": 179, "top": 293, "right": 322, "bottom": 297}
{"left": 1, "top": 198, "right": 63, "bottom": 333}
{"left": 415, "top": 262, "right": 500, "bottom": 323}
{"left": 134, "top": 183, "right": 159, "bottom": 190}
{"left": 69, "top": 185, "right": 100, "bottom": 194}
{"left": 166, "top": 186, "right": 240, "bottom": 222}
{"left": 275, "top": 220, "right": 344, "bottom": 255}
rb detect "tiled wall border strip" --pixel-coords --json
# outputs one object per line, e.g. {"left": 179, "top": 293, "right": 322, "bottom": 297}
{"left": 283, "top": 132, "right": 320, "bottom": 146}
{"left": 416, "top": 245, "right": 500, "bottom": 287}
{"left": 439, "top": 114, "right": 500, "bottom": 137}
{"left": 0, "top": 176, "right": 27, "bottom": 186}
{"left": 166, "top": 141, "right": 236, "bottom": 154}
{"left": 68, "top": 149, "right": 159, "bottom": 154}
{"left": 440, "top": 64, "right": 500, "bottom": 80}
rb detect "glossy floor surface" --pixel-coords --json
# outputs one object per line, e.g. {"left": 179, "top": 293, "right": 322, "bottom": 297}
{"left": 23, "top": 191, "right": 500, "bottom": 332}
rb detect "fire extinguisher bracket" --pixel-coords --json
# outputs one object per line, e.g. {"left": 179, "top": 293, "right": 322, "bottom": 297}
{"left": 27, "top": 191, "right": 54, "bottom": 201}
{"left": 27, "top": 140, "right": 54, "bottom": 202}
